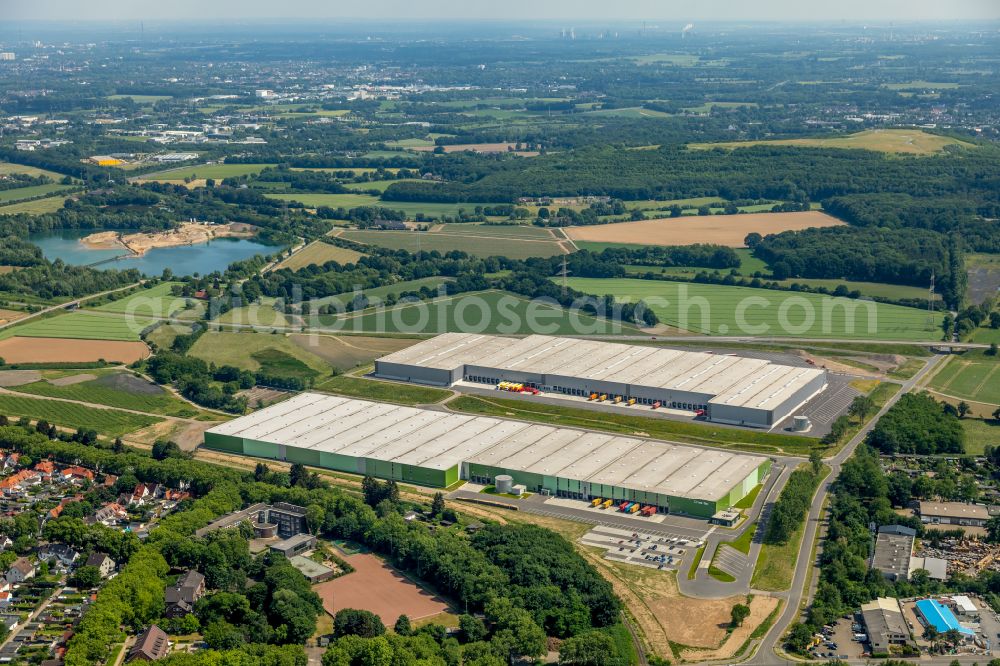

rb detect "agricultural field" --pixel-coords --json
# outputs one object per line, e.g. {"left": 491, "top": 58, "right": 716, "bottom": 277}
{"left": 2, "top": 312, "right": 155, "bottom": 342}
{"left": 314, "top": 276, "right": 454, "bottom": 315}
{"left": 564, "top": 211, "right": 844, "bottom": 248}
{"left": 562, "top": 277, "right": 944, "bottom": 340}
{"left": 0, "top": 393, "right": 160, "bottom": 437}
{"left": 216, "top": 299, "right": 289, "bottom": 328}
{"left": 265, "top": 192, "right": 499, "bottom": 218}
{"left": 334, "top": 290, "right": 644, "bottom": 335}
{"left": 288, "top": 334, "right": 418, "bottom": 372}
{"left": 925, "top": 350, "right": 1000, "bottom": 405}
{"left": 683, "top": 101, "right": 758, "bottom": 114}
{"left": 337, "top": 229, "right": 568, "bottom": 259}
{"left": 140, "top": 163, "right": 274, "bottom": 181}
{"left": 187, "top": 331, "right": 331, "bottom": 380}
{"left": 0, "top": 336, "right": 149, "bottom": 364}
{"left": 9, "top": 370, "right": 204, "bottom": 418}
{"left": 0, "top": 161, "right": 66, "bottom": 180}
{"left": 107, "top": 93, "right": 174, "bottom": 102}
{"left": 341, "top": 179, "right": 425, "bottom": 192}
{"left": 274, "top": 241, "right": 365, "bottom": 271}
{"left": 145, "top": 323, "right": 193, "bottom": 350}
{"left": 689, "top": 129, "right": 974, "bottom": 155}
{"left": 883, "top": 81, "right": 961, "bottom": 90}
{"left": 0, "top": 183, "right": 76, "bottom": 204}
{"left": 0, "top": 195, "right": 68, "bottom": 215}
{"left": 93, "top": 282, "right": 189, "bottom": 318}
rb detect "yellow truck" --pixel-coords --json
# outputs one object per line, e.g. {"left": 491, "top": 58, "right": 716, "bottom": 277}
{"left": 591, "top": 498, "right": 603, "bottom": 507}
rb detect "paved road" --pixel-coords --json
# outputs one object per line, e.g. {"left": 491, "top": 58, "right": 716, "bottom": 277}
{"left": 739, "top": 353, "right": 947, "bottom": 666}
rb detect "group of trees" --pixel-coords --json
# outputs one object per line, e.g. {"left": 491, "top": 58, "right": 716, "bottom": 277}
{"left": 867, "top": 392, "right": 966, "bottom": 455}
{"left": 764, "top": 463, "right": 823, "bottom": 546}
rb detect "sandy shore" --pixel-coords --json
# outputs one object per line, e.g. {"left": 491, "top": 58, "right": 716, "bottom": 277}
{"left": 81, "top": 222, "right": 256, "bottom": 256}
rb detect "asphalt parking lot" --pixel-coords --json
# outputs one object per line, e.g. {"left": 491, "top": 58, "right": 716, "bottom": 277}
{"left": 580, "top": 524, "right": 697, "bottom": 571}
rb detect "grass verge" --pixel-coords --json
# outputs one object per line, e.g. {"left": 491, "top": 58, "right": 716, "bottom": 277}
{"left": 445, "top": 395, "right": 816, "bottom": 455}
{"left": 314, "top": 374, "right": 452, "bottom": 405}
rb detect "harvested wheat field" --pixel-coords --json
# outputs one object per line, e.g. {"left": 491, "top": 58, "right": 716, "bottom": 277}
{"left": 565, "top": 210, "right": 844, "bottom": 247}
{"left": 0, "top": 309, "right": 27, "bottom": 325}
{"left": 0, "top": 337, "right": 150, "bottom": 364}
{"left": 315, "top": 553, "right": 451, "bottom": 626}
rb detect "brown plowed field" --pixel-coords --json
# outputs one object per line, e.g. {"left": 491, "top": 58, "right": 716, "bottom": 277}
{"left": 315, "top": 553, "right": 451, "bottom": 626}
{"left": 0, "top": 337, "right": 149, "bottom": 364}
{"left": 565, "top": 210, "right": 844, "bottom": 247}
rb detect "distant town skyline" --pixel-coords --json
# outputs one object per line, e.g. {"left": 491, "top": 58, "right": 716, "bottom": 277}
{"left": 5, "top": 0, "right": 999, "bottom": 22}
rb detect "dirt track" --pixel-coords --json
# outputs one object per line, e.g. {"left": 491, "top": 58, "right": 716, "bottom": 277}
{"left": 565, "top": 211, "right": 844, "bottom": 247}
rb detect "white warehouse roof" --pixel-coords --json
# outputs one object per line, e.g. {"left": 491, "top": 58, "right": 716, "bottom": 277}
{"left": 207, "top": 393, "right": 767, "bottom": 502}
{"left": 377, "top": 333, "right": 825, "bottom": 409}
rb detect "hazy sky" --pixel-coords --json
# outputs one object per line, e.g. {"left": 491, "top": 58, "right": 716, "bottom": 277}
{"left": 5, "top": 0, "right": 999, "bottom": 22}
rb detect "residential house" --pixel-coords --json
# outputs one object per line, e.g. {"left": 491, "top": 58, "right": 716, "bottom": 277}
{"left": 91, "top": 503, "right": 129, "bottom": 527}
{"left": 0, "top": 469, "right": 40, "bottom": 495}
{"left": 6, "top": 557, "right": 35, "bottom": 584}
{"left": 85, "top": 552, "right": 116, "bottom": 579}
{"left": 0, "top": 453, "right": 20, "bottom": 472}
{"left": 60, "top": 466, "right": 95, "bottom": 484}
{"left": 164, "top": 570, "right": 205, "bottom": 618}
{"left": 128, "top": 624, "right": 170, "bottom": 661}
{"left": 39, "top": 544, "right": 80, "bottom": 569}
{"left": 0, "top": 591, "right": 11, "bottom": 609}
{"left": 34, "top": 461, "right": 56, "bottom": 481}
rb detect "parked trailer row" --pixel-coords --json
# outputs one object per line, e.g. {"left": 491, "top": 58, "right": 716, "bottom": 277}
{"left": 591, "top": 499, "right": 658, "bottom": 515}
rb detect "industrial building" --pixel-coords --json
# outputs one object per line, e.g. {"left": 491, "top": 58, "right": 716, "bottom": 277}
{"left": 861, "top": 598, "right": 913, "bottom": 655}
{"left": 870, "top": 525, "right": 948, "bottom": 582}
{"left": 918, "top": 501, "right": 989, "bottom": 527}
{"left": 374, "top": 333, "right": 827, "bottom": 429}
{"left": 204, "top": 393, "right": 770, "bottom": 518}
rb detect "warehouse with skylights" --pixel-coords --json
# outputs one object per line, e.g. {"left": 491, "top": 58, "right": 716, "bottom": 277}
{"left": 204, "top": 393, "right": 771, "bottom": 518}
{"left": 374, "top": 333, "right": 827, "bottom": 428}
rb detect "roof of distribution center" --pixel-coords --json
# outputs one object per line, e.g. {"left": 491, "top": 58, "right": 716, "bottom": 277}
{"left": 377, "top": 333, "right": 824, "bottom": 411}
{"left": 207, "top": 393, "right": 767, "bottom": 501}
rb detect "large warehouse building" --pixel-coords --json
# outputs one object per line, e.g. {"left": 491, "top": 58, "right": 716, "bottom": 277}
{"left": 374, "top": 333, "right": 827, "bottom": 429}
{"left": 204, "top": 393, "right": 770, "bottom": 518}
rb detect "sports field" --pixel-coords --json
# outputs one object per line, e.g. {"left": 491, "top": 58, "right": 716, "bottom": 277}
{"left": 141, "top": 163, "right": 273, "bottom": 181}
{"left": 0, "top": 337, "right": 149, "bottom": 364}
{"left": 926, "top": 351, "right": 1000, "bottom": 405}
{"left": 689, "top": 129, "right": 974, "bottom": 155}
{"left": 338, "top": 229, "right": 567, "bottom": 259}
{"left": 315, "top": 553, "right": 451, "bottom": 626}
{"left": 274, "top": 241, "right": 365, "bottom": 271}
{"left": 94, "top": 282, "right": 188, "bottom": 318}
{"left": 564, "top": 211, "right": 843, "bottom": 248}
{"left": 0, "top": 394, "right": 160, "bottom": 437}
{"left": 0, "top": 195, "right": 67, "bottom": 215}
{"left": 335, "top": 290, "right": 643, "bottom": 335}
{"left": 561, "top": 277, "right": 943, "bottom": 340}
{"left": 3, "top": 312, "right": 154, "bottom": 342}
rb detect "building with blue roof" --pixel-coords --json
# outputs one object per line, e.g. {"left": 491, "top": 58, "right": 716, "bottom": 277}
{"left": 915, "top": 599, "right": 975, "bottom": 636}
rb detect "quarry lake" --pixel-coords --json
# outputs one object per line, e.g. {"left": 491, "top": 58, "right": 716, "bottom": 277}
{"left": 30, "top": 229, "right": 278, "bottom": 276}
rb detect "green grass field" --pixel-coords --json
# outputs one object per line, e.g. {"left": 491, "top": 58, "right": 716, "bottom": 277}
{"left": 0, "top": 161, "right": 66, "bottom": 180}
{"left": 962, "top": 419, "right": 1000, "bottom": 456}
{"left": 93, "top": 282, "right": 188, "bottom": 318}
{"left": 0, "top": 195, "right": 67, "bottom": 215}
{"left": 314, "top": 277, "right": 454, "bottom": 314}
{"left": 11, "top": 371, "right": 203, "bottom": 418}
{"left": 562, "top": 277, "right": 943, "bottom": 340}
{"left": 314, "top": 374, "right": 452, "bottom": 405}
{"left": 342, "top": 179, "right": 425, "bottom": 192}
{"left": 274, "top": 242, "right": 365, "bottom": 271}
{"left": 107, "top": 94, "right": 174, "bottom": 102}
{"left": 3, "top": 312, "right": 154, "bottom": 342}
{"left": 689, "top": 129, "right": 974, "bottom": 156}
{"left": 0, "top": 394, "right": 160, "bottom": 437}
{"left": 267, "top": 192, "right": 499, "bottom": 218}
{"left": 446, "top": 394, "right": 816, "bottom": 455}
{"left": 428, "top": 224, "right": 560, "bottom": 240}
{"left": 333, "top": 290, "right": 644, "bottom": 335}
{"left": 926, "top": 350, "right": 1000, "bottom": 404}
{"left": 0, "top": 183, "right": 76, "bottom": 204}
{"left": 143, "top": 163, "right": 274, "bottom": 181}
{"left": 217, "top": 299, "right": 289, "bottom": 328}
{"left": 339, "top": 229, "right": 566, "bottom": 259}
{"left": 883, "top": 81, "right": 960, "bottom": 90}
{"left": 188, "top": 331, "right": 330, "bottom": 378}
{"left": 971, "top": 327, "right": 1000, "bottom": 345}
